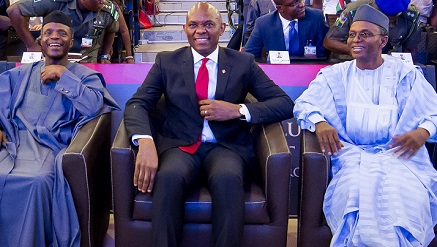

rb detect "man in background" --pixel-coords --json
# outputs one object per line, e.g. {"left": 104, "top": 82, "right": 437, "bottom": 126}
{"left": 323, "top": 0, "right": 421, "bottom": 60}
{"left": 7, "top": 0, "right": 119, "bottom": 63}
{"left": 245, "top": 0, "right": 328, "bottom": 61}
{"left": 243, "top": 0, "right": 276, "bottom": 45}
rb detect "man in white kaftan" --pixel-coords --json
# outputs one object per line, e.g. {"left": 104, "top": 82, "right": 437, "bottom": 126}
{"left": 0, "top": 11, "right": 118, "bottom": 246}
{"left": 294, "top": 4, "right": 437, "bottom": 246}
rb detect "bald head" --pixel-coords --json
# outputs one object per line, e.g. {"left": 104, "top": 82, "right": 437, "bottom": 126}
{"left": 184, "top": 2, "right": 226, "bottom": 57}
{"left": 187, "top": 2, "right": 222, "bottom": 23}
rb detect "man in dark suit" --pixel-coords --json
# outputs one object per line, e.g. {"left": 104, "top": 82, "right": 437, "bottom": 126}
{"left": 124, "top": 2, "right": 294, "bottom": 246}
{"left": 244, "top": 0, "right": 329, "bottom": 61}
{"left": 244, "top": 0, "right": 276, "bottom": 45}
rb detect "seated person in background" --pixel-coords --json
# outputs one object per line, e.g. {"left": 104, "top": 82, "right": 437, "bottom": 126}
{"left": 244, "top": 0, "right": 329, "bottom": 61}
{"left": 123, "top": 2, "right": 294, "bottom": 246}
{"left": 323, "top": 0, "right": 422, "bottom": 60}
{"left": 7, "top": 0, "right": 119, "bottom": 63}
{"left": 244, "top": 0, "right": 276, "bottom": 45}
{"left": 294, "top": 4, "right": 437, "bottom": 246}
{"left": 0, "top": 10, "right": 118, "bottom": 246}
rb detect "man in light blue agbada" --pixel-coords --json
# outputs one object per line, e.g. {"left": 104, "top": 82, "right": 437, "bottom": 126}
{"left": 294, "top": 4, "right": 437, "bottom": 246}
{"left": 0, "top": 11, "right": 118, "bottom": 246}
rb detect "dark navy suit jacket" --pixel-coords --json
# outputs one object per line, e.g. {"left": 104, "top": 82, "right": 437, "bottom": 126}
{"left": 244, "top": 8, "right": 329, "bottom": 59}
{"left": 124, "top": 47, "right": 294, "bottom": 166}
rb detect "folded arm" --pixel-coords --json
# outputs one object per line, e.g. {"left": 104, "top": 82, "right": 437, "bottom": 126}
{"left": 43, "top": 65, "right": 105, "bottom": 117}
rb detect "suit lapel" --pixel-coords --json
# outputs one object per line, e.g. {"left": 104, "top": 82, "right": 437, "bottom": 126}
{"left": 180, "top": 48, "right": 198, "bottom": 107}
{"left": 297, "top": 10, "right": 308, "bottom": 51}
{"left": 273, "top": 12, "right": 286, "bottom": 51}
{"left": 215, "top": 48, "right": 230, "bottom": 100}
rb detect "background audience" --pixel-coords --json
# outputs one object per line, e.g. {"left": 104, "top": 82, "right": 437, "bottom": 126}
{"left": 323, "top": 0, "right": 421, "bottom": 60}
{"left": 245, "top": 0, "right": 328, "bottom": 61}
{"left": 7, "top": 0, "right": 119, "bottom": 63}
{"left": 243, "top": 0, "right": 276, "bottom": 45}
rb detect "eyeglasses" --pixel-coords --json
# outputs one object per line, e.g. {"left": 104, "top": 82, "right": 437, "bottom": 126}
{"left": 348, "top": 31, "right": 385, "bottom": 40}
{"left": 280, "top": 0, "right": 305, "bottom": 8}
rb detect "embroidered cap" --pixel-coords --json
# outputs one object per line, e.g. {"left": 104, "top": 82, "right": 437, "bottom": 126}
{"left": 353, "top": 4, "right": 389, "bottom": 32}
{"left": 375, "top": 0, "right": 410, "bottom": 16}
{"left": 43, "top": 10, "right": 73, "bottom": 28}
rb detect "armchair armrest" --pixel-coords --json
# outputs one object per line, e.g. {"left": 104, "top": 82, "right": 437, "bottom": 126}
{"left": 245, "top": 92, "right": 291, "bottom": 228}
{"left": 298, "top": 129, "right": 331, "bottom": 247}
{"left": 63, "top": 113, "right": 112, "bottom": 247}
{"left": 253, "top": 121, "right": 291, "bottom": 228}
{"left": 111, "top": 120, "right": 137, "bottom": 224}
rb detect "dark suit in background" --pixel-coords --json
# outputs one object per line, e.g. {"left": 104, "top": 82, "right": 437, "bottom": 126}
{"left": 245, "top": 8, "right": 328, "bottom": 59}
{"left": 244, "top": 0, "right": 276, "bottom": 45}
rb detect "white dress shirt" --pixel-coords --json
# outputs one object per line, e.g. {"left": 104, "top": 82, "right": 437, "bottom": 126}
{"left": 132, "top": 46, "right": 252, "bottom": 145}
{"left": 278, "top": 13, "right": 298, "bottom": 51}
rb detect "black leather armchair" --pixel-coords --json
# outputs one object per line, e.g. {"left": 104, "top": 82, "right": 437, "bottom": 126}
{"left": 298, "top": 130, "right": 437, "bottom": 247}
{"left": 111, "top": 96, "right": 292, "bottom": 247}
{"left": 63, "top": 113, "right": 112, "bottom": 247}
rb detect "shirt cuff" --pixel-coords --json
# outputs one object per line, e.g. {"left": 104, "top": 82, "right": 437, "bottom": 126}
{"left": 419, "top": 121, "right": 437, "bottom": 138}
{"left": 132, "top": 134, "right": 153, "bottom": 146}
{"left": 305, "top": 113, "right": 325, "bottom": 132}
{"left": 239, "top": 104, "right": 252, "bottom": 122}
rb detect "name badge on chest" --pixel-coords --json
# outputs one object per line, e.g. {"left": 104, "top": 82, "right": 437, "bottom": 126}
{"left": 304, "top": 40, "right": 316, "bottom": 57}
{"left": 81, "top": 38, "right": 93, "bottom": 47}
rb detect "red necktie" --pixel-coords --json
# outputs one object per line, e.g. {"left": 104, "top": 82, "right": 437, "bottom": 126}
{"left": 179, "top": 58, "right": 209, "bottom": 154}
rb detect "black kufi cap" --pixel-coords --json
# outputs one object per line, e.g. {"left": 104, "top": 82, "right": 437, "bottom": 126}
{"left": 43, "top": 10, "right": 73, "bottom": 28}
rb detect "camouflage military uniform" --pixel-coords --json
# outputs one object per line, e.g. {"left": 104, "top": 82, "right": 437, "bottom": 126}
{"left": 326, "top": 0, "right": 421, "bottom": 54}
{"left": 17, "top": 0, "right": 119, "bottom": 62}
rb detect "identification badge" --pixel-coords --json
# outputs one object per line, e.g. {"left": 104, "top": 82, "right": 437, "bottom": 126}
{"left": 81, "top": 38, "right": 93, "bottom": 47}
{"left": 304, "top": 45, "right": 316, "bottom": 57}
